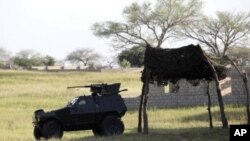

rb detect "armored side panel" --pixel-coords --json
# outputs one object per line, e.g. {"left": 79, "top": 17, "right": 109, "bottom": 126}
{"left": 96, "top": 94, "right": 127, "bottom": 115}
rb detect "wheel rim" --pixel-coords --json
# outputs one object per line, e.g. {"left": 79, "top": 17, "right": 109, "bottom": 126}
{"left": 107, "top": 121, "right": 122, "bottom": 135}
{"left": 46, "top": 122, "right": 62, "bottom": 138}
{"left": 109, "top": 125, "right": 120, "bottom": 134}
{"left": 102, "top": 116, "right": 124, "bottom": 136}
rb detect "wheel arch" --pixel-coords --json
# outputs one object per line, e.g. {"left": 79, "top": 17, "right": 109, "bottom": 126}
{"left": 95, "top": 111, "right": 121, "bottom": 125}
{"left": 103, "top": 111, "right": 122, "bottom": 119}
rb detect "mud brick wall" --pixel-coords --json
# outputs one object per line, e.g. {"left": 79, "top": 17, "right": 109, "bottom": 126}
{"left": 123, "top": 67, "right": 250, "bottom": 109}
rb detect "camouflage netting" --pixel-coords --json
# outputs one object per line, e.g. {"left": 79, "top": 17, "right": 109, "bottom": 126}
{"left": 143, "top": 44, "right": 227, "bottom": 85}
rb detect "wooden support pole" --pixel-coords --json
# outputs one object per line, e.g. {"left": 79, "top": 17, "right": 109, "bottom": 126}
{"left": 203, "top": 56, "right": 228, "bottom": 128}
{"left": 206, "top": 81, "right": 213, "bottom": 128}
{"left": 142, "top": 67, "right": 150, "bottom": 134}
{"left": 226, "top": 56, "right": 250, "bottom": 124}
{"left": 143, "top": 93, "right": 149, "bottom": 134}
{"left": 213, "top": 67, "right": 228, "bottom": 128}
{"left": 243, "top": 73, "right": 250, "bottom": 124}
{"left": 138, "top": 67, "right": 150, "bottom": 133}
{"left": 138, "top": 84, "right": 144, "bottom": 133}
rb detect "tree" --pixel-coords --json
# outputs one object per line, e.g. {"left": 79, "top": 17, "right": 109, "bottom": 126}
{"left": 0, "top": 47, "right": 11, "bottom": 68}
{"left": 119, "top": 59, "right": 131, "bottom": 68}
{"left": 0, "top": 48, "right": 10, "bottom": 61}
{"left": 42, "top": 55, "right": 56, "bottom": 66}
{"left": 66, "top": 48, "right": 100, "bottom": 66}
{"left": 106, "top": 56, "right": 118, "bottom": 69}
{"left": 118, "top": 46, "right": 145, "bottom": 67}
{"left": 92, "top": 0, "right": 203, "bottom": 49}
{"left": 227, "top": 47, "right": 250, "bottom": 66}
{"left": 180, "top": 11, "right": 250, "bottom": 58}
{"left": 13, "top": 50, "right": 44, "bottom": 69}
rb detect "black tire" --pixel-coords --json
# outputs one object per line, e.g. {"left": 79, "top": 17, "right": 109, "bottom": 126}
{"left": 101, "top": 115, "right": 124, "bottom": 136}
{"left": 34, "top": 127, "right": 42, "bottom": 140}
{"left": 42, "top": 120, "right": 63, "bottom": 139}
{"left": 92, "top": 127, "right": 103, "bottom": 136}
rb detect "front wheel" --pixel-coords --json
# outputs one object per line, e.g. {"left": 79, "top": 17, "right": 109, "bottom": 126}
{"left": 92, "top": 127, "right": 103, "bottom": 136}
{"left": 101, "top": 115, "right": 124, "bottom": 136}
{"left": 34, "top": 127, "right": 42, "bottom": 140}
{"left": 42, "top": 120, "right": 63, "bottom": 139}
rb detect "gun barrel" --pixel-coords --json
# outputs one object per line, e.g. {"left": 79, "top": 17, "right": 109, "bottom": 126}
{"left": 67, "top": 85, "right": 90, "bottom": 89}
{"left": 119, "top": 89, "right": 128, "bottom": 93}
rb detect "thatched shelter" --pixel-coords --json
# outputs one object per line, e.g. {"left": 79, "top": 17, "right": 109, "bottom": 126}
{"left": 138, "top": 44, "right": 228, "bottom": 133}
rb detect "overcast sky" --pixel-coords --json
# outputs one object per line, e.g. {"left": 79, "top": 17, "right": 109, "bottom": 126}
{"left": 0, "top": 0, "right": 250, "bottom": 60}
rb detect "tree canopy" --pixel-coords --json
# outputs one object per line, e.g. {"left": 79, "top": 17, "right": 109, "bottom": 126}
{"left": 0, "top": 48, "right": 11, "bottom": 68}
{"left": 0, "top": 47, "right": 10, "bottom": 62}
{"left": 13, "top": 50, "right": 56, "bottom": 69}
{"left": 13, "top": 50, "right": 42, "bottom": 68}
{"left": 118, "top": 46, "right": 145, "bottom": 67}
{"left": 227, "top": 46, "right": 250, "bottom": 66}
{"left": 180, "top": 11, "right": 250, "bottom": 58}
{"left": 92, "top": 0, "right": 203, "bottom": 49}
{"left": 66, "top": 48, "right": 100, "bottom": 66}
{"left": 42, "top": 55, "right": 56, "bottom": 66}
{"left": 93, "top": 0, "right": 250, "bottom": 60}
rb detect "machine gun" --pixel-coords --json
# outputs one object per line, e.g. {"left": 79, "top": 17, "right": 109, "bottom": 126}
{"left": 67, "top": 83, "right": 127, "bottom": 95}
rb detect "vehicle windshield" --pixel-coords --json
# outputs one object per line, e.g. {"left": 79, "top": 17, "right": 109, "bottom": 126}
{"left": 66, "top": 97, "right": 78, "bottom": 107}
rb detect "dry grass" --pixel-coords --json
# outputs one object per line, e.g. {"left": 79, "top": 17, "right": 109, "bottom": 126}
{"left": 0, "top": 70, "right": 247, "bottom": 141}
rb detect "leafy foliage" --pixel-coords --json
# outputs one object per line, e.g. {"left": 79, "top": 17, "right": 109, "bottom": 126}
{"left": 227, "top": 47, "right": 250, "bottom": 66}
{"left": 0, "top": 48, "right": 11, "bottom": 68}
{"left": 13, "top": 50, "right": 56, "bottom": 69}
{"left": 66, "top": 48, "right": 100, "bottom": 66}
{"left": 92, "top": 0, "right": 203, "bottom": 48}
{"left": 0, "top": 48, "right": 10, "bottom": 62}
{"left": 119, "top": 59, "right": 131, "bottom": 68}
{"left": 118, "top": 46, "right": 145, "bottom": 67}
{"left": 13, "top": 50, "right": 43, "bottom": 69}
{"left": 42, "top": 55, "right": 56, "bottom": 66}
{"left": 180, "top": 11, "right": 250, "bottom": 58}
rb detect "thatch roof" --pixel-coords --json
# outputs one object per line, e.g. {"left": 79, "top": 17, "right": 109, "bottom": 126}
{"left": 143, "top": 44, "right": 227, "bottom": 85}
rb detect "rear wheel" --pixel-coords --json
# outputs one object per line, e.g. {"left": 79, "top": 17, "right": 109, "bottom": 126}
{"left": 101, "top": 115, "right": 124, "bottom": 136}
{"left": 34, "top": 127, "right": 42, "bottom": 140}
{"left": 42, "top": 120, "right": 63, "bottom": 139}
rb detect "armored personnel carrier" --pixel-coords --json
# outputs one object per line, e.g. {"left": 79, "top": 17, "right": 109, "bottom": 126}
{"left": 32, "top": 83, "right": 127, "bottom": 140}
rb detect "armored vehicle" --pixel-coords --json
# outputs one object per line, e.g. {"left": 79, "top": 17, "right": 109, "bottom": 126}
{"left": 32, "top": 83, "right": 127, "bottom": 140}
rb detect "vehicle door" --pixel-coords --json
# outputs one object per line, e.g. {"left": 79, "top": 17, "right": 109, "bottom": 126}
{"left": 69, "top": 97, "right": 95, "bottom": 128}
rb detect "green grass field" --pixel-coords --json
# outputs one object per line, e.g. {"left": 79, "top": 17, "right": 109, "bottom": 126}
{"left": 0, "top": 70, "right": 247, "bottom": 141}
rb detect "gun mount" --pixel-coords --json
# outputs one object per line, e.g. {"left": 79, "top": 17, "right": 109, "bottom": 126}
{"left": 67, "top": 83, "right": 127, "bottom": 95}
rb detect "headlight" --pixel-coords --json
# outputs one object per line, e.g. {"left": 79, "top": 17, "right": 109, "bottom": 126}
{"left": 32, "top": 116, "right": 36, "bottom": 122}
{"left": 32, "top": 115, "right": 40, "bottom": 123}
